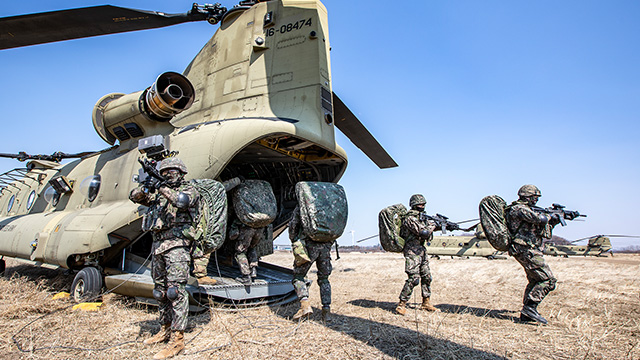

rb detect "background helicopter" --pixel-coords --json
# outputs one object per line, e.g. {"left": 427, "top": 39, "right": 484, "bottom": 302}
{"left": 356, "top": 232, "right": 622, "bottom": 260}
{"left": 0, "top": 0, "right": 396, "bottom": 305}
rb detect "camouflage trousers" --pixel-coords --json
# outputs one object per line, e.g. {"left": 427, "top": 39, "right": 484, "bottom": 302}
{"left": 509, "top": 243, "right": 557, "bottom": 304}
{"left": 234, "top": 226, "right": 265, "bottom": 276}
{"left": 292, "top": 240, "right": 333, "bottom": 307}
{"left": 151, "top": 244, "right": 190, "bottom": 331}
{"left": 399, "top": 242, "right": 432, "bottom": 302}
{"left": 192, "top": 252, "right": 212, "bottom": 278}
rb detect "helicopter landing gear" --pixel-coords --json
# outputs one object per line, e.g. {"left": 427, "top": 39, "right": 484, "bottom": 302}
{"left": 71, "top": 267, "right": 103, "bottom": 302}
{"left": 0, "top": 258, "right": 5, "bottom": 274}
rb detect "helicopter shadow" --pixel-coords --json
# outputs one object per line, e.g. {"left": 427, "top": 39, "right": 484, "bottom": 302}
{"left": 270, "top": 301, "right": 506, "bottom": 359}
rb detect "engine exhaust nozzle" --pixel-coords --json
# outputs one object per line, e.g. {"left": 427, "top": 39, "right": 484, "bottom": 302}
{"left": 145, "top": 72, "right": 195, "bottom": 120}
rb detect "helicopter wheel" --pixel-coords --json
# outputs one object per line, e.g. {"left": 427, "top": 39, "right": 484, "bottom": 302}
{"left": 0, "top": 259, "right": 5, "bottom": 274}
{"left": 71, "top": 267, "right": 103, "bottom": 302}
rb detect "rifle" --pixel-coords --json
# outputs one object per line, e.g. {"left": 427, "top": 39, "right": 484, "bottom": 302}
{"left": 137, "top": 158, "right": 167, "bottom": 192}
{"left": 419, "top": 213, "right": 461, "bottom": 234}
{"left": 531, "top": 203, "right": 586, "bottom": 226}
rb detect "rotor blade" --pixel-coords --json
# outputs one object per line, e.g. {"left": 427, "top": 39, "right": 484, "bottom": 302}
{"left": 356, "top": 234, "right": 379, "bottom": 243}
{"left": 0, "top": 5, "right": 207, "bottom": 50}
{"left": 332, "top": 93, "right": 398, "bottom": 169}
{"left": 455, "top": 218, "right": 480, "bottom": 225}
{"left": 570, "top": 234, "right": 640, "bottom": 244}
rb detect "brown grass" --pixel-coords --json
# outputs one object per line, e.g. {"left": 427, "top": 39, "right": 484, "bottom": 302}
{"left": 1, "top": 252, "right": 638, "bottom": 359}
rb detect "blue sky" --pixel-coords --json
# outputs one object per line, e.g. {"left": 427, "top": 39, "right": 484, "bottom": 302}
{"left": 1, "top": 1, "right": 638, "bottom": 249}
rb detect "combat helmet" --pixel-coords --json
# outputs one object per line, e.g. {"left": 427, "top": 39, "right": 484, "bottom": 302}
{"left": 518, "top": 184, "right": 541, "bottom": 198}
{"left": 158, "top": 157, "right": 188, "bottom": 174}
{"left": 409, "top": 194, "right": 427, "bottom": 208}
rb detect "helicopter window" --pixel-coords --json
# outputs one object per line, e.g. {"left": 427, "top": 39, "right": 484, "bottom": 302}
{"left": 7, "top": 195, "right": 15, "bottom": 212}
{"left": 112, "top": 126, "right": 130, "bottom": 141}
{"left": 44, "top": 186, "right": 60, "bottom": 206}
{"left": 80, "top": 175, "right": 101, "bottom": 202}
{"left": 26, "top": 190, "right": 36, "bottom": 210}
{"left": 124, "top": 123, "right": 144, "bottom": 137}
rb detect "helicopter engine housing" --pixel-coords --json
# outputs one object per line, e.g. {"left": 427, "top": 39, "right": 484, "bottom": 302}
{"left": 92, "top": 72, "right": 195, "bottom": 145}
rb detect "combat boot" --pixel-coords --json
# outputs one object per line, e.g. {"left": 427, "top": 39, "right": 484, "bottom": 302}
{"left": 250, "top": 267, "right": 258, "bottom": 279}
{"left": 143, "top": 323, "right": 171, "bottom": 345}
{"left": 421, "top": 297, "right": 438, "bottom": 312}
{"left": 293, "top": 299, "right": 313, "bottom": 320}
{"left": 321, "top": 306, "right": 331, "bottom": 322}
{"left": 153, "top": 330, "right": 185, "bottom": 359}
{"left": 236, "top": 275, "right": 252, "bottom": 285}
{"left": 396, "top": 300, "right": 407, "bottom": 316}
{"left": 520, "top": 302, "right": 548, "bottom": 325}
{"left": 198, "top": 276, "right": 217, "bottom": 286}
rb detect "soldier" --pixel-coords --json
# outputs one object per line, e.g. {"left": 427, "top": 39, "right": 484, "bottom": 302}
{"left": 505, "top": 184, "right": 569, "bottom": 325}
{"left": 129, "top": 157, "right": 199, "bottom": 359}
{"left": 228, "top": 216, "right": 267, "bottom": 284}
{"left": 396, "top": 194, "right": 439, "bottom": 315}
{"left": 289, "top": 205, "right": 334, "bottom": 321}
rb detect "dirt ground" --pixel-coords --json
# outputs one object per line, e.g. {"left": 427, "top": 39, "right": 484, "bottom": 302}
{"left": 0, "top": 251, "right": 638, "bottom": 359}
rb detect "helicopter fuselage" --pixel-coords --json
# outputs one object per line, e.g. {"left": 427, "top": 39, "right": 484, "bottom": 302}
{"left": 0, "top": 0, "right": 346, "bottom": 275}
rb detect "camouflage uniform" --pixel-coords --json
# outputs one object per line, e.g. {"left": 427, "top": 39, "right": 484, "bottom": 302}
{"left": 398, "top": 209, "right": 436, "bottom": 302}
{"left": 228, "top": 217, "right": 266, "bottom": 277}
{"left": 130, "top": 181, "right": 199, "bottom": 332}
{"left": 289, "top": 206, "right": 333, "bottom": 307}
{"left": 506, "top": 200, "right": 559, "bottom": 305}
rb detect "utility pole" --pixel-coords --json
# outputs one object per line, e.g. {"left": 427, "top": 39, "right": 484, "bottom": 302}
{"left": 351, "top": 230, "right": 355, "bottom": 247}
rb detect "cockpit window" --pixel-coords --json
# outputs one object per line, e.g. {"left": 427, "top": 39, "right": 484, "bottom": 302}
{"left": 7, "top": 195, "right": 15, "bottom": 212}
{"left": 26, "top": 190, "right": 36, "bottom": 210}
{"left": 80, "top": 175, "right": 101, "bottom": 202}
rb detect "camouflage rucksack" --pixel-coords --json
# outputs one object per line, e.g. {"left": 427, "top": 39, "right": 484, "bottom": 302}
{"left": 232, "top": 180, "right": 277, "bottom": 228}
{"left": 478, "top": 195, "right": 510, "bottom": 251}
{"left": 294, "top": 181, "right": 348, "bottom": 242}
{"left": 378, "top": 204, "right": 408, "bottom": 252}
{"left": 187, "top": 179, "right": 228, "bottom": 256}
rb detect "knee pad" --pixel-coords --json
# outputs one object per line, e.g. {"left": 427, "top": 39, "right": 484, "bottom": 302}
{"left": 317, "top": 276, "right": 330, "bottom": 285}
{"left": 153, "top": 289, "right": 166, "bottom": 301}
{"left": 167, "top": 286, "right": 179, "bottom": 301}
{"left": 409, "top": 276, "right": 420, "bottom": 287}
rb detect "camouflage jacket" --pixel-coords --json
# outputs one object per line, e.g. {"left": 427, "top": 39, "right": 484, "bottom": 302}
{"left": 129, "top": 181, "right": 200, "bottom": 255}
{"left": 505, "top": 200, "right": 556, "bottom": 248}
{"left": 400, "top": 210, "right": 434, "bottom": 247}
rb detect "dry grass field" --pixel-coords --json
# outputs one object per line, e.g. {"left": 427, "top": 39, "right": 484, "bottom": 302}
{"left": 0, "top": 251, "right": 638, "bottom": 359}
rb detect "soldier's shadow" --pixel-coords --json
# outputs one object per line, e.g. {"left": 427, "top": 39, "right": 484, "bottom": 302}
{"left": 270, "top": 302, "right": 506, "bottom": 359}
{"left": 348, "top": 298, "right": 519, "bottom": 322}
{"left": 436, "top": 303, "right": 519, "bottom": 322}
{"left": 347, "top": 298, "right": 400, "bottom": 314}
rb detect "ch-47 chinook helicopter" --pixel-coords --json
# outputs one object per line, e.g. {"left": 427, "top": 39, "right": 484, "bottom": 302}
{"left": 0, "top": 0, "right": 397, "bottom": 306}
{"left": 361, "top": 234, "right": 616, "bottom": 260}
{"left": 425, "top": 234, "right": 615, "bottom": 259}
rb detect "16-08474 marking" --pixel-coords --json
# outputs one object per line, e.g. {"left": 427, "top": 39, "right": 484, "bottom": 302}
{"left": 265, "top": 18, "right": 312, "bottom": 37}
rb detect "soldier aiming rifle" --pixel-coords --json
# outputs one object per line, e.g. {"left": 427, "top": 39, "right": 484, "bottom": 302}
{"left": 505, "top": 184, "right": 585, "bottom": 325}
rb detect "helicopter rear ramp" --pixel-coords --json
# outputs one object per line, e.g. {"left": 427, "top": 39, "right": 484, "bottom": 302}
{"left": 104, "top": 254, "right": 297, "bottom": 309}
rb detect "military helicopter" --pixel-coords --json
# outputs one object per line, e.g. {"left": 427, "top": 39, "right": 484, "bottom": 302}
{"left": 358, "top": 232, "right": 617, "bottom": 260}
{"left": 0, "top": 0, "right": 396, "bottom": 306}
{"left": 425, "top": 234, "right": 615, "bottom": 259}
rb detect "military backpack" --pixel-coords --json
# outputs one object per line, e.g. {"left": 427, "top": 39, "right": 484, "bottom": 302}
{"left": 232, "top": 180, "right": 277, "bottom": 228}
{"left": 187, "top": 179, "right": 228, "bottom": 255}
{"left": 294, "top": 181, "right": 348, "bottom": 242}
{"left": 478, "top": 195, "right": 511, "bottom": 251}
{"left": 378, "top": 204, "right": 408, "bottom": 253}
